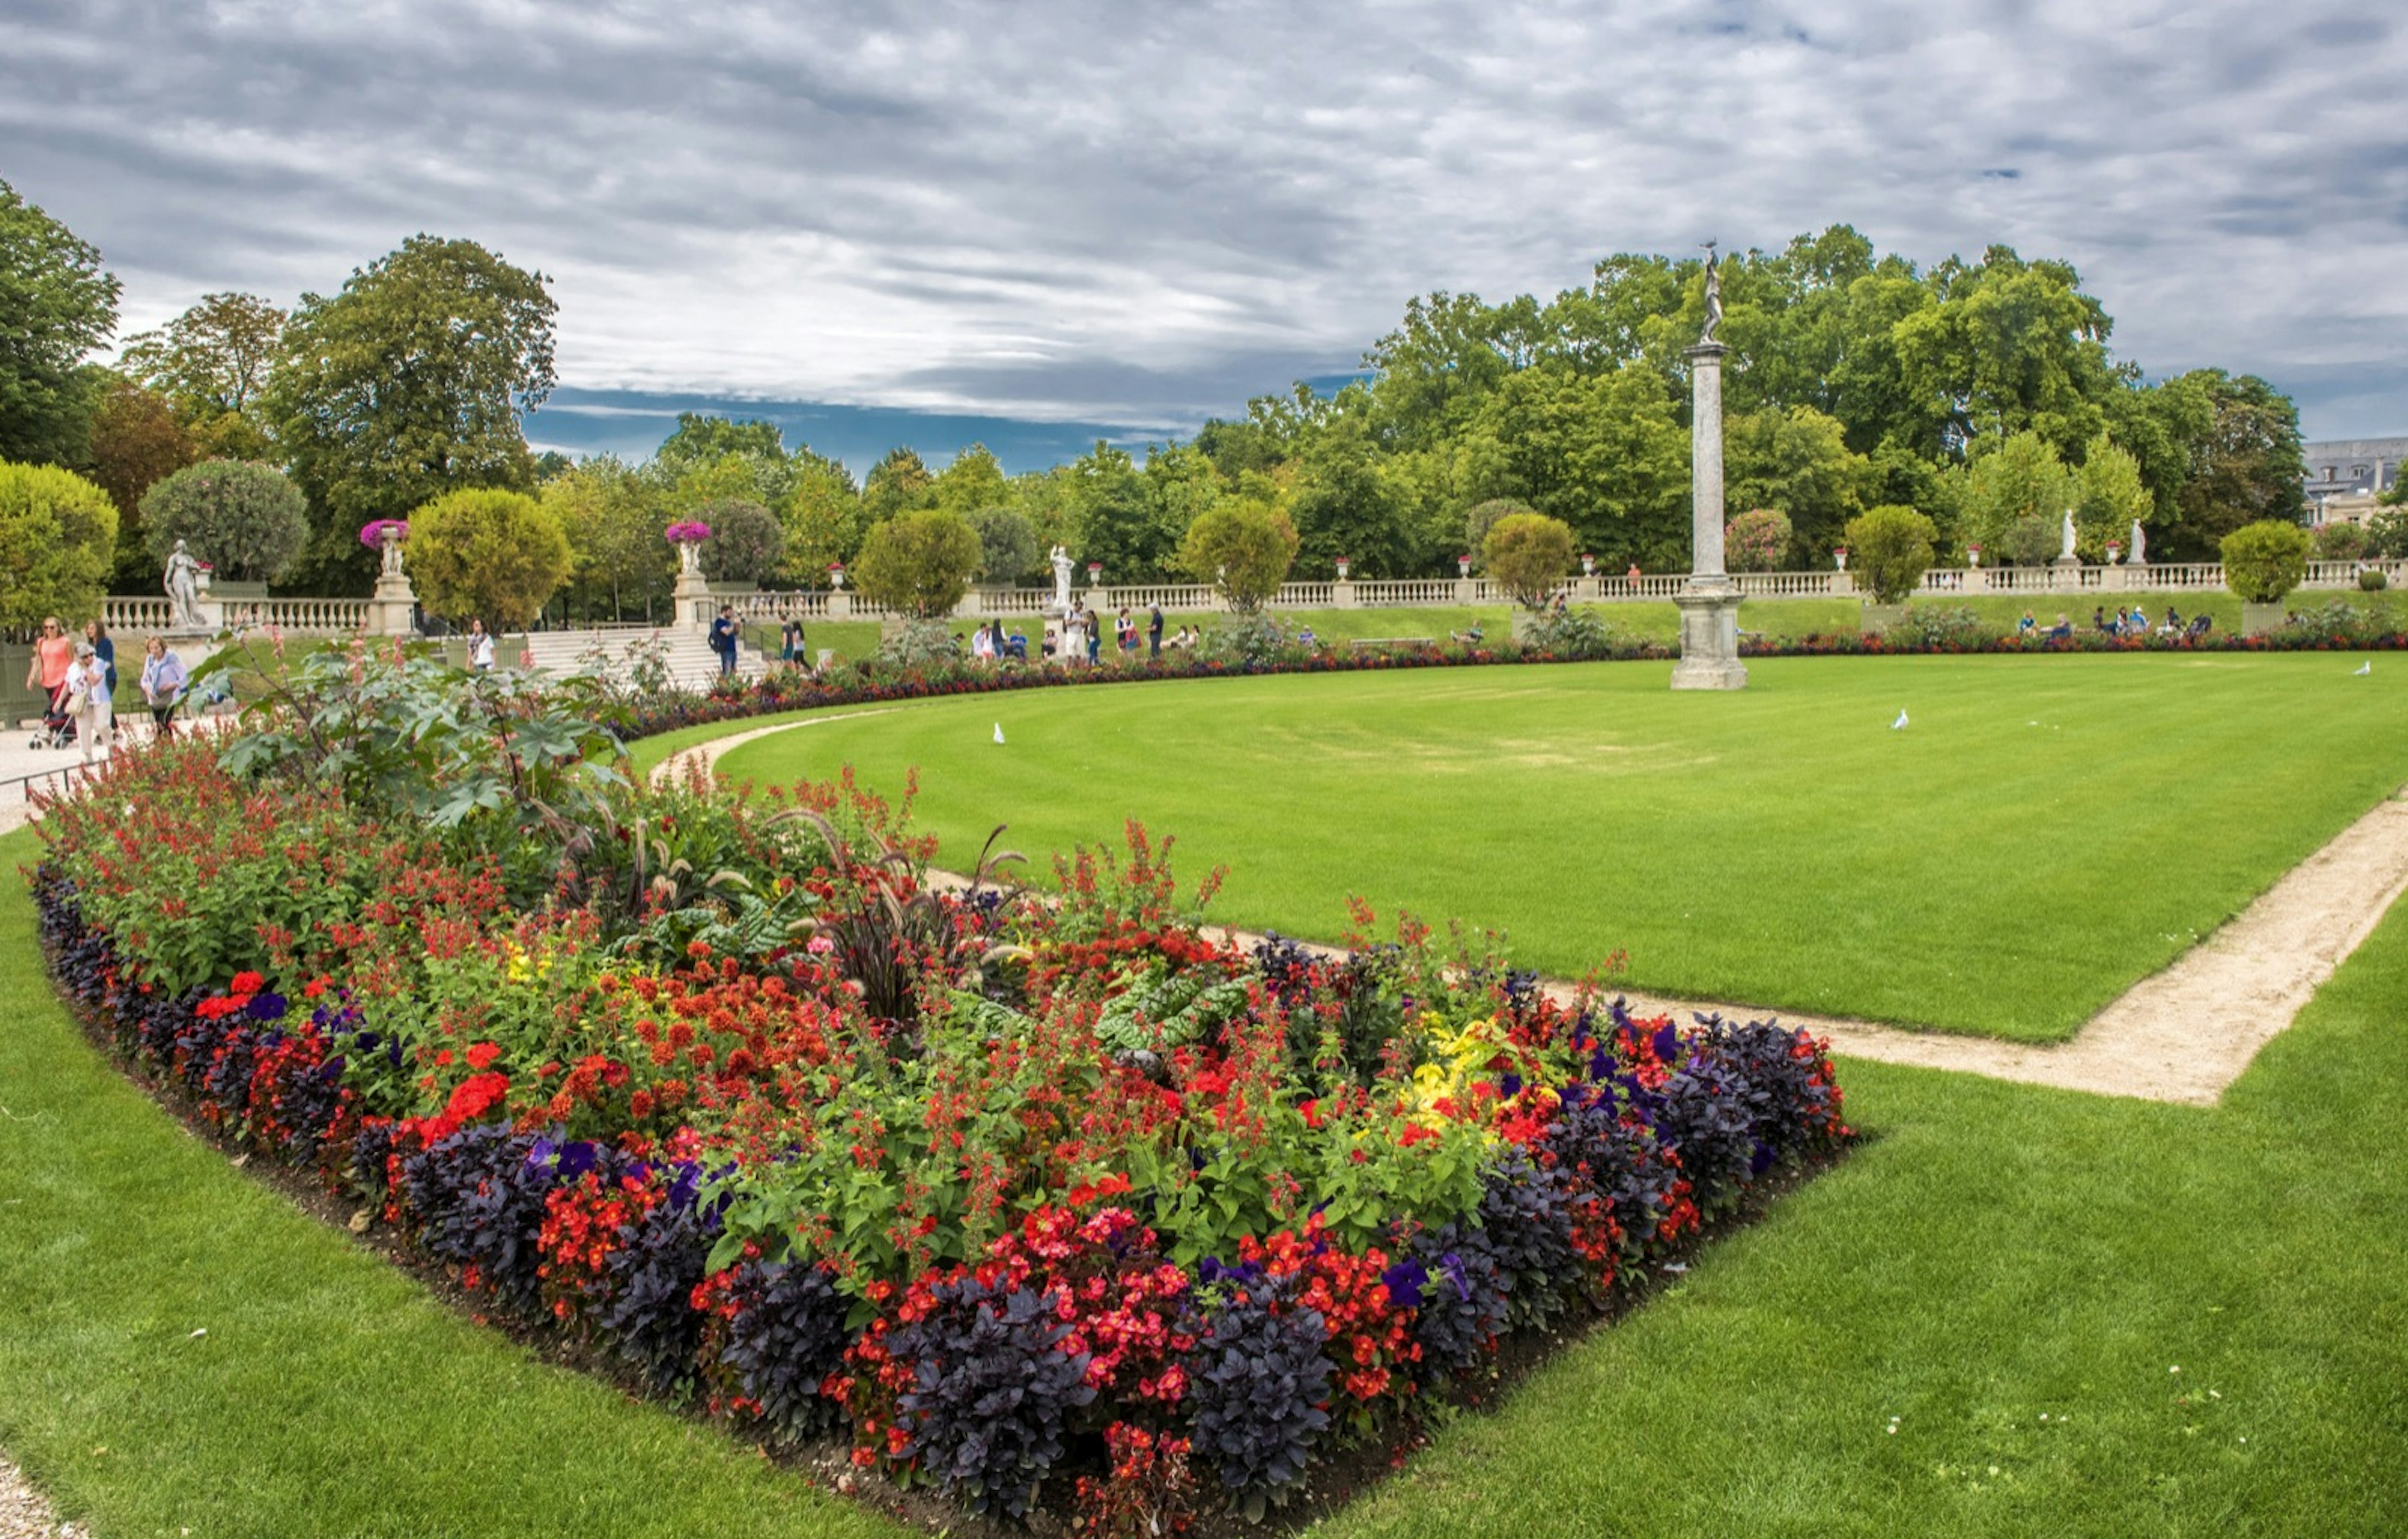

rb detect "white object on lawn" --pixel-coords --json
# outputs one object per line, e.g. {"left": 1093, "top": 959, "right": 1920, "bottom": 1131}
{"left": 993, "top": 722, "right": 1006, "bottom": 744}
{"left": 2353, "top": 660, "right": 2372, "bottom": 676}
{"left": 1891, "top": 708, "right": 1909, "bottom": 730}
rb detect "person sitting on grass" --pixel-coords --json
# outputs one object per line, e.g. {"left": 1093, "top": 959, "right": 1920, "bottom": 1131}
{"left": 1297, "top": 626, "right": 1318, "bottom": 648}
{"left": 2130, "top": 604, "right": 2149, "bottom": 633}
{"left": 1451, "top": 621, "right": 1485, "bottom": 644}
{"left": 2018, "top": 610, "right": 2036, "bottom": 636}
{"left": 2092, "top": 606, "right": 2110, "bottom": 634}
{"left": 2048, "top": 612, "right": 2073, "bottom": 641}
{"left": 2163, "top": 605, "right": 2183, "bottom": 634}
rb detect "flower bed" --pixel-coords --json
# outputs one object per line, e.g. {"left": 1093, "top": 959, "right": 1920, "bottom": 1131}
{"left": 30, "top": 654, "right": 1852, "bottom": 1533}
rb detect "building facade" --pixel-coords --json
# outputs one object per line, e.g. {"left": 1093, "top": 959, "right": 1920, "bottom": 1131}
{"left": 2302, "top": 437, "right": 2406, "bottom": 525}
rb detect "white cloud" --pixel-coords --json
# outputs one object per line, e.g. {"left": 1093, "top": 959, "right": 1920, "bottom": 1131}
{"left": 4, "top": 0, "right": 2404, "bottom": 434}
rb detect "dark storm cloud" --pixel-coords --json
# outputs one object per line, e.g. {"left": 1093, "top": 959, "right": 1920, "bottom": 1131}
{"left": 3, "top": 0, "right": 2404, "bottom": 437}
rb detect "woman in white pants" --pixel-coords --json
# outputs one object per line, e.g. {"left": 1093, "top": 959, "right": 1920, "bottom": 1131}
{"left": 65, "top": 641, "right": 113, "bottom": 764}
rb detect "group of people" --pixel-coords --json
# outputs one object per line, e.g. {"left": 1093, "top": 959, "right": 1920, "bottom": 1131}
{"left": 2014, "top": 605, "right": 2205, "bottom": 641}
{"left": 23, "top": 616, "right": 191, "bottom": 764}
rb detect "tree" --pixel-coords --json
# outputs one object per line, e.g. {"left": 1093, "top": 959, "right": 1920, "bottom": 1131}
{"left": 2221, "top": 520, "right": 2312, "bottom": 605}
{"left": 140, "top": 460, "right": 309, "bottom": 583}
{"left": 1482, "top": 512, "right": 1576, "bottom": 608}
{"left": 1463, "top": 498, "right": 1536, "bottom": 567}
{"left": 1064, "top": 441, "right": 1187, "bottom": 582}
{"left": 1724, "top": 509, "right": 1793, "bottom": 573}
{"left": 2365, "top": 504, "right": 2408, "bottom": 561}
{"left": 860, "top": 446, "right": 937, "bottom": 525}
{"left": 1468, "top": 362, "right": 1689, "bottom": 572}
{"left": 84, "top": 374, "right": 198, "bottom": 584}
{"left": 2074, "top": 435, "right": 2151, "bottom": 559}
{"left": 1843, "top": 505, "right": 1937, "bottom": 604}
{"left": 2155, "top": 370, "right": 2306, "bottom": 556}
{"left": 0, "top": 180, "right": 120, "bottom": 466}
{"left": 1956, "top": 432, "right": 2075, "bottom": 560}
{"left": 1180, "top": 498, "right": 1298, "bottom": 611}
{"left": 693, "top": 496, "right": 784, "bottom": 585}
{"left": 779, "top": 457, "right": 862, "bottom": 582}
{"left": 2312, "top": 522, "right": 2367, "bottom": 562}
{"left": 545, "top": 458, "right": 670, "bottom": 622}
{"left": 964, "top": 504, "right": 1040, "bottom": 585}
{"left": 119, "top": 292, "right": 285, "bottom": 459}
{"left": 270, "top": 234, "right": 557, "bottom": 594}
{"left": 0, "top": 460, "right": 118, "bottom": 628}
{"left": 1726, "top": 405, "right": 1866, "bottom": 563}
{"left": 932, "top": 444, "right": 1008, "bottom": 515}
{"left": 851, "top": 509, "right": 980, "bottom": 618}
{"left": 406, "top": 486, "right": 572, "bottom": 628}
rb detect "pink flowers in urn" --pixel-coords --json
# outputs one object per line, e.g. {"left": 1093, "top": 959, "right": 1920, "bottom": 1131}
{"left": 665, "top": 521, "right": 714, "bottom": 545}
{"left": 358, "top": 519, "right": 409, "bottom": 549}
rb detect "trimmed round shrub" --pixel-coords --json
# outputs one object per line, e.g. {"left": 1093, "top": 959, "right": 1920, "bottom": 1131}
{"left": 139, "top": 458, "right": 307, "bottom": 584}
{"left": 407, "top": 486, "right": 574, "bottom": 627}
{"left": 1180, "top": 499, "right": 1299, "bottom": 612}
{"left": 1725, "top": 508, "right": 1792, "bottom": 573}
{"left": 1481, "top": 511, "right": 1576, "bottom": 609}
{"left": 692, "top": 496, "right": 784, "bottom": 584}
{"left": 2360, "top": 567, "right": 2389, "bottom": 592}
{"left": 853, "top": 508, "right": 981, "bottom": 619}
{"left": 0, "top": 459, "right": 119, "bottom": 628}
{"left": 1842, "top": 504, "right": 1938, "bottom": 605}
{"left": 2221, "top": 520, "right": 2313, "bottom": 604}
{"left": 1463, "top": 498, "right": 1537, "bottom": 566}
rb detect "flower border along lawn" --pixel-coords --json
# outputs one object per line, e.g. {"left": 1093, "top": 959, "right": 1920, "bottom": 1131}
{"left": 6, "top": 823, "right": 2405, "bottom": 1536}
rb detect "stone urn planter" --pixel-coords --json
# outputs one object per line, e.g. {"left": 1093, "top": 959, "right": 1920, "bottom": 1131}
{"left": 1860, "top": 602, "right": 1905, "bottom": 633}
{"left": 2241, "top": 601, "right": 2288, "bottom": 636}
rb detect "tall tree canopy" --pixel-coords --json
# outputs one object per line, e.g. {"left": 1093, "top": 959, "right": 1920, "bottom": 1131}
{"left": 269, "top": 234, "right": 556, "bottom": 593}
{"left": 120, "top": 292, "right": 286, "bottom": 460}
{"left": 0, "top": 180, "right": 120, "bottom": 466}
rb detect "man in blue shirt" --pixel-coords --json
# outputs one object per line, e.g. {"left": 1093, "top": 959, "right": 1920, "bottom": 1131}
{"left": 710, "top": 606, "right": 740, "bottom": 676}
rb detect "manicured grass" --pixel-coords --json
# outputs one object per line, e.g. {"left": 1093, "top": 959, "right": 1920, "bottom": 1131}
{"left": 1325, "top": 896, "right": 2408, "bottom": 1539}
{"left": 0, "top": 831, "right": 903, "bottom": 1539}
{"left": 716, "top": 653, "right": 2408, "bottom": 1038}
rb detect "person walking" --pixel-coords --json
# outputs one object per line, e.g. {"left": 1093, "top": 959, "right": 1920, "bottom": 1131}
{"left": 140, "top": 636, "right": 186, "bottom": 741}
{"left": 710, "top": 606, "right": 740, "bottom": 676}
{"left": 780, "top": 617, "right": 805, "bottom": 663}
{"left": 24, "top": 616, "right": 73, "bottom": 713}
{"left": 1148, "top": 602, "right": 1163, "bottom": 658}
{"left": 64, "top": 641, "right": 112, "bottom": 764}
{"left": 85, "top": 619, "right": 117, "bottom": 696}
{"left": 466, "top": 618, "right": 497, "bottom": 672}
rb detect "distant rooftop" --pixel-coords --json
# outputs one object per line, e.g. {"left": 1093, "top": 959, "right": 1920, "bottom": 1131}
{"left": 2302, "top": 437, "right": 2405, "bottom": 498}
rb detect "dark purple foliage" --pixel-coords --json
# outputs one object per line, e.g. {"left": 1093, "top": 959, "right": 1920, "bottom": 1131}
{"left": 1183, "top": 1279, "right": 1332, "bottom": 1513}
{"left": 397, "top": 1125, "right": 562, "bottom": 1310}
{"left": 886, "top": 1274, "right": 1097, "bottom": 1520}
{"left": 1473, "top": 1146, "right": 1587, "bottom": 1327}
{"left": 713, "top": 1258, "right": 852, "bottom": 1439}
{"left": 598, "top": 1174, "right": 719, "bottom": 1394}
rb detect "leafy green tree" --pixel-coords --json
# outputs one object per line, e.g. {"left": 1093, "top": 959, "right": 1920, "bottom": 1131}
{"left": 2152, "top": 370, "right": 2306, "bottom": 557}
{"left": 84, "top": 374, "right": 198, "bottom": 584}
{"left": 2074, "top": 435, "right": 2151, "bottom": 559}
{"left": 932, "top": 444, "right": 1008, "bottom": 515}
{"left": 1892, "top": 247, "right": 2116, "bottom": 460}
{"left": 649, "top": 414, "right": 801, "bottom": 512}
{"left": 544, "top": 457, "right": 670, "bottom": 622}
{"left": 139, "top": 460, "right": 309, "bottom": 583}
{"left": 1463, "top": 498, "right": 1536, "bottom": 569}
{"left": 693, "top": 496, "right": 784, "bottom": 585}
{"left": 964, "top": 504, "right": 1040, "bottom": 584}
{"left": 119, "top": 292, "right": 285, "bottom": 460}
{"left": 0, "top": 180, "right": 120, "bottom": 466}
{"left": 2221, "top": 520, "right": 2312, "bottom": 604}
{"left": 1064, "top": 441, "right": 1188, "bottom": 582}
{"left": 2365, "top": 504, "right": 2408, "bottom": 560}
{"left": 2002, "top": 513, "right": 2058, "bottom": 567}
{"left": 1726, "top": 405, "right": 1866, "bottom": 563}
{"left": 779, "top": 456, "right": 862, "bottom": 581}
{"left": 1136, "top": 443, "right": 1223, "bottom": 565}
{"left": 860, "top": 446, "right": 937, "bottom": 525}
{"left": 2312, "top": 522, "right": 2367, "bottom": 562}
{"left": 1287, "top": 402, "right": 1420, "bottom": 578}
{"left": 270, "top": 235, "right": 557, "bottom": 594}
{"left": 1481, "top": 512, "right": 1575, "bottom": 608}
{"left": 1844, "top": 504, "right": 1938, "bottom": 604}
{"left": 0, "top": 460, "right": 118, "bottom": 628}
{"left": 1470, "top": 362, "right": 1689, "bottom": 572}
{"left": 406, "top": 486, "right": 572, "bottom": 628}
{"left": 1956, "top": 432, "right": 2075, "bottom": 560}
{"left": 1180, "top": 498, "right": 1299, "bottom": 611}
{"left": 852, "top": 508, "right": 980, "bottom": 618}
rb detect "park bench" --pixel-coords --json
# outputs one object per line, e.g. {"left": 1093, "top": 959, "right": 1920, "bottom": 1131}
{"left": 1348, "top": 636, "right": 1436, "bottom": 653}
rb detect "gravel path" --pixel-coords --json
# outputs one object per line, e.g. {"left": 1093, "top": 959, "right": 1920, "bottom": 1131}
{"left": 0, "top": 1452, "right": 83, "bottom": 1539}
{"left": 662, "top": 718, "right": 2408, "bottom": 1106}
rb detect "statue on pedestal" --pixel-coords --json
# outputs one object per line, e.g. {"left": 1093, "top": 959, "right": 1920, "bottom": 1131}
{"left": 2129, "top": 519, "right": 2147, "bottom": 565}
{"left": 2059, "top": 510, "right": 2079, "bottom": 563}
{"left": 164, "top": 539, "right": 206, "bottom": 630}
{"left": 1049, "top": 545, "right": 1074, "bottom": 612}
{"left": 1698, "top": 241, "right": 1724, "bottom": 345}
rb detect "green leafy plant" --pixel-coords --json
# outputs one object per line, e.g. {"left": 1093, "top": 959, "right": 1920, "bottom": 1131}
{"left": 2221, "top": 520, "right": 2313, "bottom": 604}
{"left": 1481, "top": 512, "right": 1575, "bottom": 609}
{"left": 691, "top": 496, "right": 784, "bottom": 585}
{"left": 1181, "top": 498, "right": 1299, "bottom": 612}
{"left": 0, "top": 458, "right": 118, "bottom": 628}
{"left": 138, "top": 458, "right": 307, "bottom": 582}
{"left": 406, "top": 486, "right": 573, "bottom": 628}
{"left": 2312, "top": 521, "right": 2368, "bottom": 562}
{"left": 1843, "top": 504, "right": 1938, "bottom": 605}
{"left": 853, "top": 509, "right": 981, "bottom": 618}
{"left": 1724, "top": 508, "right": 1792, "bottom": 573}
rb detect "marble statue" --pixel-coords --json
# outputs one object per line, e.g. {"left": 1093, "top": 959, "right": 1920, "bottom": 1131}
{"left": 2059, "top": 510, "right": 2079, "bottom": 562}
{"left": 164, "top": 539, "right": 205, "bottom": 629}
{"left": 2129, "top": 519, "right": 2147, "bottom": 565}
{"left": 1050, "top": 544, "right": 1074, "bottom": 611}
{"left": 379, "top": 525, "right": 406, "bottom": 578}
{"left": 1698, "top": 241, "right": 1724, "bottom": 346}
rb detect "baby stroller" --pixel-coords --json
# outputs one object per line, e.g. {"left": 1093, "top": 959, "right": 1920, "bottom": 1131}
{"left": 29, "top": 688, "right": 76, "bottom": 750}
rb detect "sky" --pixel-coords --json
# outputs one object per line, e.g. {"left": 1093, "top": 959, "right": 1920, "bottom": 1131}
{"left": 4, "top": 0, "right": 2404, "bottom": 473}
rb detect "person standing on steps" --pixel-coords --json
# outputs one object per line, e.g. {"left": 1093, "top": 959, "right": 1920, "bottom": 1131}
{"left": 710, "top": 605, "right": 740, "bottom": 676}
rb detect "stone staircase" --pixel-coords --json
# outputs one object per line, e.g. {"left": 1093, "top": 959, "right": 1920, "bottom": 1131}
{"left": 515, "top": 627, "right": 768, "bottom": 693}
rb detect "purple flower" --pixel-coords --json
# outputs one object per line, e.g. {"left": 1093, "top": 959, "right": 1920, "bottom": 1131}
{"left": 1381, "top": 1258, "right": 1427, "bottom": 1308}
{"left": 244, "top": 992, "right": 288, "bottom": 1021}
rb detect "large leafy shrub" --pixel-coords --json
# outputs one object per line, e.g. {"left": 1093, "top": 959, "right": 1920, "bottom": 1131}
{"left": 2312, "top": 520, "right": 2367, "bottom": 562}
{"left": 1481, "top": 512, "right": 1575, "bottom": 609}
{"left": 1843, "top": 504, "right": 1938, "bottom": 604}
{"left": 2221, "top": 520, "right": 2313, "bottom": 604}
{"left": 692, "top": 496, "right": 784, "bottom": 584}
{"left": 964, "top": 504, "right": 1040, "bottom": 584}
{"left": 139, "top": 458, "right": 307, "bottom": 582}
{"left": 0, "top": 459, "right": 118, "bottom": 628}
{"left": 853, "top": 508, "right": 980, "bottom": 618}
{"left": 407, "top": 486, "right": 573, "bottom": 626}
{"left": 1725, "top": 508, "right": 1792, "bottom": 572}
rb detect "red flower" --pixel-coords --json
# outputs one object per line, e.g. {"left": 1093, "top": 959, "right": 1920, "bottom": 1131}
{"left": 465, "top": 1041, "right": 502, "bottom": 1071}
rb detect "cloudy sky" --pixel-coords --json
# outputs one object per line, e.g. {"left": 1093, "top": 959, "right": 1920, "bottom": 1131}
{"left": 5, "top": 0, "right": 2404, "bottom": 467}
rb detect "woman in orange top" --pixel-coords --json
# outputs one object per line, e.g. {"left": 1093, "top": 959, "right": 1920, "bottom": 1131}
{"left": 24, "top": 616, "right": 74, "bottom": 709}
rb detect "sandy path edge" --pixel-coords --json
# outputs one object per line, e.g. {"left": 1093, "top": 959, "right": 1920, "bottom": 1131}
{"left": 675, "top": 722, "right": 2407, "bottom": 1106}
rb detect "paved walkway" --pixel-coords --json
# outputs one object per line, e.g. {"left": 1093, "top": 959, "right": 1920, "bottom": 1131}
{"left": 658, "top": 718, "right": 2408, "bottom": 1107}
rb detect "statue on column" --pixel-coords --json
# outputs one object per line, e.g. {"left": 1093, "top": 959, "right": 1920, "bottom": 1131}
{"left": 2059, "top": 509, "right": 2079, "bottom": 562}
{"left": 2129, "top": 519, "right": 2147, "bottom": 565}
{"left": 1698, "top": 241, "right": 1724, "bottom": 345}
{"left": 1050, "top": 545, "right": 1074, "bottom": 611}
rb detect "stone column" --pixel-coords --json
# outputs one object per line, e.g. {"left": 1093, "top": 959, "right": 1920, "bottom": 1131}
{"left": 1670, "top": 340, "right": 1748, "bottom": 691}
{"left": 367, "top": 527, "right": 418, "bottom": 636}
{"left": 670, "top": 542, "right": 712, "bottom": 632}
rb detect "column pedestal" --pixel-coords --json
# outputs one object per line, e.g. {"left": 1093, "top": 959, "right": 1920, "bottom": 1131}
{"left": 367, "top": 573, "right": 418, "bottom": 637}
{"left": 1670, "top": 584, "right": 1750, "bottom": 691}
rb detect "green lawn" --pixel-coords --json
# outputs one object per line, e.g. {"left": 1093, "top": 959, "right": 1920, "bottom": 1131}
{"left": 4, "top": 814, "right": 2403, "bottom": 1536}
{"left": 715, "top": 654, "right": 2408, "bottom": 1039}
